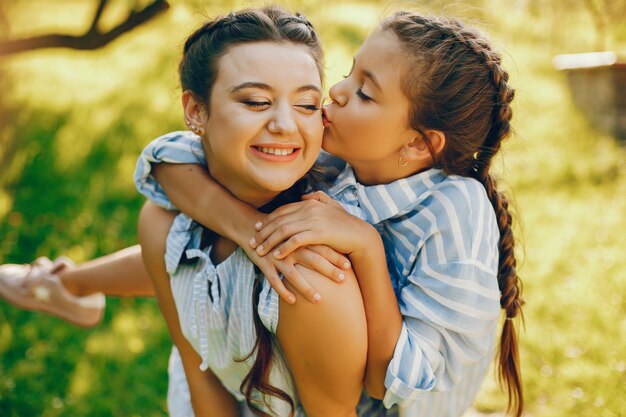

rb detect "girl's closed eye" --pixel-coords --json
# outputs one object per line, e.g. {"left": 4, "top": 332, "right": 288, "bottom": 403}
{"left": 356, "top": 87, "right": 373, "bottom": 101}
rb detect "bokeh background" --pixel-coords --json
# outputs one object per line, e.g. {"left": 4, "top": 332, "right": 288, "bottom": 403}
{"left": 0, "top": 0, "right": 625, "bottom": 416}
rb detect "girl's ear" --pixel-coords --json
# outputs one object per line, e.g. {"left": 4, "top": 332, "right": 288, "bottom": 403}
{"left": 403, "top": 129, "right": 446, "bottom": 162}
{"left": 182, "top": 90, "right": 208, "bottom": 131}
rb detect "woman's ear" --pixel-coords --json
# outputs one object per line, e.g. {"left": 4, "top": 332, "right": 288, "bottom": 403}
{"left": 403, "top": 129, "right": 446, "bottom": 162}
{"left": 182, "top": 90, "right": 208, "bottom": 134}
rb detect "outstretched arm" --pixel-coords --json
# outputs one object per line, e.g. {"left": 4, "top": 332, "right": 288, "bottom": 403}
{"left": 138, "top": 201, "right": 238, "bottom": 417}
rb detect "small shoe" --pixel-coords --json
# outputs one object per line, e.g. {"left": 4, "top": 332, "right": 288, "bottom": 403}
{"left": 0, "top": 259, "right": 105, "bottom": 328}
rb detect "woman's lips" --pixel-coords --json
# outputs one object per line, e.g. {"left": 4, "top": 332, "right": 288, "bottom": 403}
{"left": 250, "top": 146, "right": 301, "bottom": 162}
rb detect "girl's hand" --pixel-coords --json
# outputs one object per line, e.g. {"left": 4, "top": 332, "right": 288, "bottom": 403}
{"left": 249, "top": 195, "right": 372, "bottom": 261}
{"left": 301, "top": 190, "right": 344, "bottom": 209}
{"left": 241, "top": 239, "right": 350, "bottom": 305}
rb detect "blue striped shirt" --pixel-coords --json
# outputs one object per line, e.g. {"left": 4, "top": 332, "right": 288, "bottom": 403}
{"left": 135, "top": 131, "right": 502, "bottom": 417}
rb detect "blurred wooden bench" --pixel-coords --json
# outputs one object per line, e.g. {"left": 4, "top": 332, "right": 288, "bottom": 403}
{"left": 554, "top": 52, "right": 626, "bottom": 141}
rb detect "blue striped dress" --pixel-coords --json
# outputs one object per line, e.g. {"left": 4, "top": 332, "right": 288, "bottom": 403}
{"left": 135, "top": 131, "right": 502, "bottom": 417}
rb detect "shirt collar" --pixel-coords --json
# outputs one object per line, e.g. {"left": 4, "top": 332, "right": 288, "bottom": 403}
{"left": 328, "top": 164, "right": 447, "bottom": 224}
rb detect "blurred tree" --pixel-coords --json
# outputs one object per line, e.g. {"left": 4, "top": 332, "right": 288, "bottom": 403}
{"left": 0, "top": 0, "right": 170, "bottom": 56}
{"left": 582, "top": 0, "right": 626, "bottom": 49}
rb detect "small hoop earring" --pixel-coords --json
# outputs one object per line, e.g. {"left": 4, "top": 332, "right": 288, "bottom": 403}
{"left": 398, "top": 151, "right": 408, "bottom": 167}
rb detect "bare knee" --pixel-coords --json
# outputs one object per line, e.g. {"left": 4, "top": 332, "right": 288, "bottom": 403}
{"left": 277, "top": 267, "right": 367, "bottom": 416}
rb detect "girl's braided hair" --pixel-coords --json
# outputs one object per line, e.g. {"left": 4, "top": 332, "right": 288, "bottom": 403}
{"left": 382, "top": 12, "right": 524, "bottom": 417}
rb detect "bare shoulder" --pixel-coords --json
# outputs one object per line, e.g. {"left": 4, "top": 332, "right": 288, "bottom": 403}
{"left": 138, "top": 201, "right": 177, "bottom": 259}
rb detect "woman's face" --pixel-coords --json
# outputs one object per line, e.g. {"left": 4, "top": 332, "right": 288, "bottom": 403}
{"left": 201, "top": 42, "right": 323, "bottom": 206}
{"left": 322, "top": 29, "right": 417, "bottom": 184}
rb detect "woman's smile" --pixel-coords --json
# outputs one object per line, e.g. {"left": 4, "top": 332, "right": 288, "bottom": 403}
{"left": 250, "top": 145, "right": 301, "bottom": 162}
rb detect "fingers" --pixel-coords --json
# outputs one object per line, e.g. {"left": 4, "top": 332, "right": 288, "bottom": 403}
{"left": 292, "top": 247, "right": 347, "bottom": 284}
{"left": 275, "top": 259, "right": 322, "bottom": 303}
{"left": 254, "top": 201, "right": 311, "bottom": 230}
{"left": 302, "top": 191, "right": 344, "bottom": 209}
{"left": 302, "top": 190, "right": 334, "bottom": 205}
{"left": 308, "top": 245, "right": 351, "bottom": 271}
{"left": 251, "top": 221, "right": 309, "bottom": 257}
{"left": 241, "top": 245, "right": 297, "bottom": 305}
{"left": 258, "top": 260, "right": 297, "bottom": 305}
{"left": 272, "top": 231, "right": 318, "bottom": 260}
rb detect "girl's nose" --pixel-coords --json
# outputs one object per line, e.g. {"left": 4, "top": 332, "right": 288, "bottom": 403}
{"left": 328, "top": 81, "right": 347, "bottom": 107}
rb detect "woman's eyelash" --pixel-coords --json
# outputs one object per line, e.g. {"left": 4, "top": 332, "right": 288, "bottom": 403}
{"left": 243, "top": 100, "right": 270, "bottom": 107}
{"left": 356, "top": 88, "right": 372, "bottom": 101}
{"left": 299, "top": 105, "right": 320, "bottom": 111}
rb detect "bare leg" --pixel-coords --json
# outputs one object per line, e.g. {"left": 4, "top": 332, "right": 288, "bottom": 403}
{"left": 277, "top": 265, "right": 367, "bottom": 417}
{"left": 59, "top": 245, "right": 154, "bottom": 297}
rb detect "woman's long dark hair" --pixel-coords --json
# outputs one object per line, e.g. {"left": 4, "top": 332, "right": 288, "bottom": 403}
{"left": 178, "top": 7, "right": 324, "bottom": 415}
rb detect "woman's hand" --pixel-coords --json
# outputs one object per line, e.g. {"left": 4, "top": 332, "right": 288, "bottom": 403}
{"left": 249, "top": 192, "right": 373, "bottom": 260}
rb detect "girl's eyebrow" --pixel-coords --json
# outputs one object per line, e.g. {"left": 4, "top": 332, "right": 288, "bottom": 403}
{"left": 352, "top": 57, "right": 380, "bottom": 91}
{"left": 362, "top": 70, "right": 381, "bottom": 91}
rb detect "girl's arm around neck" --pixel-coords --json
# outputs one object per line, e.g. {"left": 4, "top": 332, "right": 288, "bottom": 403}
{"left": 349, "top": 226, "right": 403, "bottom": 399}
{"left": 152, "top": 163, "right": 338, "bottom": 305}
{"left": 153, "top": 163, "right": 258, "bottom": 245}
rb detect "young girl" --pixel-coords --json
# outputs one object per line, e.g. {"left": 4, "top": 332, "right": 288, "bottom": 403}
{"left": 0, "top": 7, "right": 524, "bottom": 417}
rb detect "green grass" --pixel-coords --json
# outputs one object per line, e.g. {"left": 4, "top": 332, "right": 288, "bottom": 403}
{"left": 1, "top": 1, "right": 625, "bottom": 416}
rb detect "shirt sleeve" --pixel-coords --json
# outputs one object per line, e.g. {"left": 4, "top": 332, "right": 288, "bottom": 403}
{"left": 134, "top": 131, "right": 207, "bottom": 210}
{"left": 382, "top": 179, "right": 502, "bottom": 408}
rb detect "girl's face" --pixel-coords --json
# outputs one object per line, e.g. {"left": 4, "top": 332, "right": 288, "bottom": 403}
{"left": 200, "top": 42, "right": 323, "bottom": 206}
{"left": 322, "top": 30, "right": 417, "bottom": 184}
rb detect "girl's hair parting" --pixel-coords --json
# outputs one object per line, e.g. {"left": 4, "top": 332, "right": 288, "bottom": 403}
{"left": 381, "top": 12, "right": 524, "bottom": 417}
{"left": 179, "top": 6, "right": 323, "bottom": 417}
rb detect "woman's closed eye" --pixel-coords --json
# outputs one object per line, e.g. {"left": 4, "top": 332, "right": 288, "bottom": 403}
{"left": 296, "top": 104, "right": 320, "bottom": 112}
{"left": 242, "top": 100, "right": 271, "bottom": 108}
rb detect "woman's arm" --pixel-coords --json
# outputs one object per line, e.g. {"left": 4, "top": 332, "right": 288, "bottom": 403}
{"left": 250, "top": 197, "right": 403, "bottom": 397}
{"left": 138, "top": 201, "right": 238, "bottom": 417}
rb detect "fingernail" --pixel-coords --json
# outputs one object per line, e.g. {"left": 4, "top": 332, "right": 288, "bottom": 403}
{"left": 313, "top": 293, "right": 321, "bottom": 302}
{"left": 288, "top": 296, "right": 296, "bottom": 304}
{"left": 256, "top": 245, "right": 264, "bottom": 254}
{"left": 343, "top": 261, "right": 351, "bottom": 269}
{"left": 338, "top": 273, "right": 345, "bottom": 281}
{"left": 255, "top": 221, "right": 263, "bottom": 229}
{"left": 273, "top": 250, "right": 281, "bottom": 258}
{"left": 249, "top": 237, "right": 256, "bottom": 247}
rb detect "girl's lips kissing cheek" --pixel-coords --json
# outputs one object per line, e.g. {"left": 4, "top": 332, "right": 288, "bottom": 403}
{"left": 250, "top": 145, "right": 301, "bottom": 162}
{"left": 322, "top": 107, "right": 332, "bottom": 128}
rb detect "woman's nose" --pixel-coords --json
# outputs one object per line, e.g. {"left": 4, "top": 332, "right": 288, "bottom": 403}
{"left": 268, "top": 104, "right": 297, "bottom": 136}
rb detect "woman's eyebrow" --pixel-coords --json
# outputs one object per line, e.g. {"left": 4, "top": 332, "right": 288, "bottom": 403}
{"left": 229, "top": 82, "right": 321, "bottom": 95}
{"left": 229, "top": 82, "right": 273, "bottom": 93}
{"left": 296, "top": 85, "right": 322, "bottom": 94}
